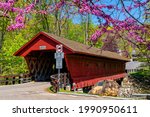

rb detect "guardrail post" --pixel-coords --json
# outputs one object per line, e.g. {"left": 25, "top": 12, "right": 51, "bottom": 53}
{"left": 12, "top": 76, "right": 15, "bottom": 85}
{"left": 5, "top": 77, "right": 8, "bottom": 85}
{"left": 63, "top": 73, "right": 67, "bottom": 90}
{"left": 20, "top": 78, "right": 23, "bottom": 84}
{"left": 25, "top": 74, "right": 28, "bottom": 83}
{"left": 20, "top": 74, "right": 24, "bottom": 84}
{"left": 18, "top": 76, "right": 21, "bottom": 84}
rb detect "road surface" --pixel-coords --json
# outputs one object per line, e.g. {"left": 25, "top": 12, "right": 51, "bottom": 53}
{"left": 0, "top": 82, "right": 121, "bottom": 100}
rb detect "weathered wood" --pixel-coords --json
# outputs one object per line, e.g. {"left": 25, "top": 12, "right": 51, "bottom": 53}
{"left": 5, "top": 77, "right": 8, "bottom": 85}
{"left": 50, "top": 73, "right": 70, "bottom": 92}
{"left": 12, "top": 76, "right": 15, "bottom": 85}
{"left": 0, "top": 73, "right": 32, "bottom": 85}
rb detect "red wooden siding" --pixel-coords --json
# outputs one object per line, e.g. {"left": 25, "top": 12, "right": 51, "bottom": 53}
{"left": 65, "top": 54, "right": 126, "bottom": 88}
{"left": 14, "top": 31, "right": 129, "bottom": 89}
{"left": 14, "top": 34, "right": 72, "bottom": 57}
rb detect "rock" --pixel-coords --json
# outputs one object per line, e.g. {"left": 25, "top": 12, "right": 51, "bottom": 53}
{"left": 66, "top": 85, "right": 71, "bottom": 91}
{"left": 102, "top": 80, "right": 119, "bottom": 96}
{"left": 89, "top": 80, "right": 120, "bottom": 96}
{"left": 118, "top": 76, "right": 140, "bottom": 97}
{"left": 89, "top": 86, "right": 103, "bottom": 95}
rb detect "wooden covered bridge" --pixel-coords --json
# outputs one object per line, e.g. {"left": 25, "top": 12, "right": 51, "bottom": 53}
{"left": 14, "top": 31, "right": 129, "bottom": 89}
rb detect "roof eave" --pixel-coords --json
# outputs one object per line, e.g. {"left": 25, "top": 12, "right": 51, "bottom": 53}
{"left": 73, "top": 51, "right": 130, "bottom": 62}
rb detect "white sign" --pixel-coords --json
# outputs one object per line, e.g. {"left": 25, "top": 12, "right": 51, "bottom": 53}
{"left": 55, "top": 52, "right": 64, "bottom": 59}
{"left": 56, "top": 58, "right": 63, "bottom": 69}
{"left": 39, "top": 45, "right": 46, "bottom": 50}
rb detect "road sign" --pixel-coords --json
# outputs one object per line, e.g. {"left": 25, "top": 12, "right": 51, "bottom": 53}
{"left": 56, "top": 44, "right": 63, "bottom": 52}
{"left": 55, "top": 45, "right": 64, "bottom": 69}
{"left": 56, "top": 58, "right": 63, "bottom": 69}
{"left": 55, "top": 44, "right": 64, "bottom": 69}
{"left": 55, "top": 52, "right": 64, "bottom": 59}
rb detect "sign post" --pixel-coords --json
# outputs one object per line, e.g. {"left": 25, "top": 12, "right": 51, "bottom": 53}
{"left": 54, "top": 44, "right": 64, "bottom": 92}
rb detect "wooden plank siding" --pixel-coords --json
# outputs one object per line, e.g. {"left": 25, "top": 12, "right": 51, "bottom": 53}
{"left": 65, "top": 54, "right": 126, "bottom": 88}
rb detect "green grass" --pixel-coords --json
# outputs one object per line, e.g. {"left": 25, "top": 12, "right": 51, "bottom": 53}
{"left": 47, "top": 86, "right": 56, "bottom": 93}
{"left": 59, "top": 88, "right": 87, "bottom": 95}
{"left": 130, "top": 70, "right": 150, "bottom": 80}
{"left": 48, "top": 86, "right": 87, "bottom": 95}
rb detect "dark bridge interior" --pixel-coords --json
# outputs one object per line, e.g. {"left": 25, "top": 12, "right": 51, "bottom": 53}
{"left": 25, "top": 50, "right": 55, "bottom": 81}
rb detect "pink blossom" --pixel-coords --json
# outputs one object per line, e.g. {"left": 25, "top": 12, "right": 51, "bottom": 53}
{"left": 90, "top": 30, "right": 102, "bottom": 42}
{"left": 0, "top": 0, "right": 149, "bottom": 51}
{"left": 15, "top": 14, "right": 24, "bottom": 23}
{"left": 7, "top": 23, "right": 25, "bottom": 31}
{"left": 25, "top": 4, "right": 35, "bottom": 13}
{"left": 38, "top": 10, "right": 47, "bottom": 14}
{"left": 73, "top": 0, "right": 80, "bottom": 4}
{"left": 8, "top": 0, "right": 14, "bottom": 5}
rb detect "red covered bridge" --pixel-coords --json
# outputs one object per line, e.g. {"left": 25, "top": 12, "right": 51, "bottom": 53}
{"left": 14, "top": 31, "right": 129, "bottom": 89}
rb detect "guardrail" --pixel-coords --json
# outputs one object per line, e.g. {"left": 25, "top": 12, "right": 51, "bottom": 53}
{"left": 0, "top": 73, "right": 32, "bottom": 85}
{"left": 50, "top": 73, "right": 69, "bottom": 93}
{"left": 132, "top": 94, "right": 150, "bottom": 100}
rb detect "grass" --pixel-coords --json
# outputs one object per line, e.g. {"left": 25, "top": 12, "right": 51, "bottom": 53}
{"left": 47, "top": 86, "right": 56, "bottom": 93}
{"left": 47, "top": 86, "right": 87, "bottom": 95}
{"left": 59, "top": 88, "right": 88, "bottom": 95}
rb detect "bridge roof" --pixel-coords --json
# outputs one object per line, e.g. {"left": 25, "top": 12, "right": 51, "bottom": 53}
{"left": 14, "top": 31, "right": 129, "bottom": 61}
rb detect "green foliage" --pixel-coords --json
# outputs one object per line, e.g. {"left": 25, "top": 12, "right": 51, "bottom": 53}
{"left": 0, "top": 11, "right": 98, "bottom": 75}
{"left": 130, "top": 70, "right": 150, "bottom": 93}
{"left": 0, "top": 19, "right": 42, "bottom": 75}
{"left": 0, "top": 31, "right": 29, "bottom": 75}
{"left": 64, "top": 24, "right": 85, "bottom": 43}
{"left": 131, "top": 70, "right": 150, "bottom": 79}
{"left": 1, "top": 0, "right": 148, "bottom": 76}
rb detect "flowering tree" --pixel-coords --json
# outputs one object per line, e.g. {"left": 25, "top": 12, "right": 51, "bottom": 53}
{"left": 0, "top": 0, "right": 150, "bottom": 52}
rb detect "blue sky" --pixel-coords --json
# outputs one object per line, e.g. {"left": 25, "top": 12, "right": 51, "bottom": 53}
{"left": 72, "top": 0, "right": 145, "bottom": 25}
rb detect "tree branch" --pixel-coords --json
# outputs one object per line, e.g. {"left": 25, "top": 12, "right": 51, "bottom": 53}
{"left": 120, "top": 0, "right": 144, "bottom": 26}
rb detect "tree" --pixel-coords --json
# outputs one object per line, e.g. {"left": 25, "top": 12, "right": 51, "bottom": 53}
{"left": 0, "top": 0, "right": 150, "bottom": 58}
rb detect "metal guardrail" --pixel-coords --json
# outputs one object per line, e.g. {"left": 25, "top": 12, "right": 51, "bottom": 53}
{"left": 0, "top": 73, "right": 32, "bottom": 85}
{"left": 132, "top": 94, "right": 150, "bottom": 100}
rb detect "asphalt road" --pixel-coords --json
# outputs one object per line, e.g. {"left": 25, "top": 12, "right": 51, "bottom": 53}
{"left": 0, "top": 82, "right": 120, "bottom": 100}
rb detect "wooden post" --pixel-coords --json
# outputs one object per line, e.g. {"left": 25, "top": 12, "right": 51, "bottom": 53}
{"left": 18, "top": 76, "right": 21, "bottom": 84}
{"left": 19, "top": 74, "right": 23, "bottom": 84}
{"left": 64, "top": 73, "right": 67, "bottom": 90}
{"left": 12, "top": 76, "right": 15, "bottom": 85}
{"left": 5, "top": 77, "right": 8, "bottom": 85}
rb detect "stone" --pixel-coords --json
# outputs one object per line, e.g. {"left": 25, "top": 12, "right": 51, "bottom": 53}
{"left": 89, "top": 80, "right": 120, "bottom": 96}
{"left": 66, "top": 85, "right": 71, "bottom": 91}
{"left": 89, "top": 86, "right": 103, "bottom": 95}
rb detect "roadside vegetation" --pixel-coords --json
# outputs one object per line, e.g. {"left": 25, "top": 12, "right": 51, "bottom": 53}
{"left": 130, "top": 70, "right": 150, "bottom": 93}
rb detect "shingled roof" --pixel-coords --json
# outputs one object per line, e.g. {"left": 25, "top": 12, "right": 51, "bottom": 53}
{"left": 14, "top": 31, "right": 129, "bottom": 61}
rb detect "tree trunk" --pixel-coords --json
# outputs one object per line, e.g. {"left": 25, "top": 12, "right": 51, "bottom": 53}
{"left": 0, "top": 17, "right": 6, "bottom": 50}
{"left": 85, "top": 14, "right": 90, "bottom": 45}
